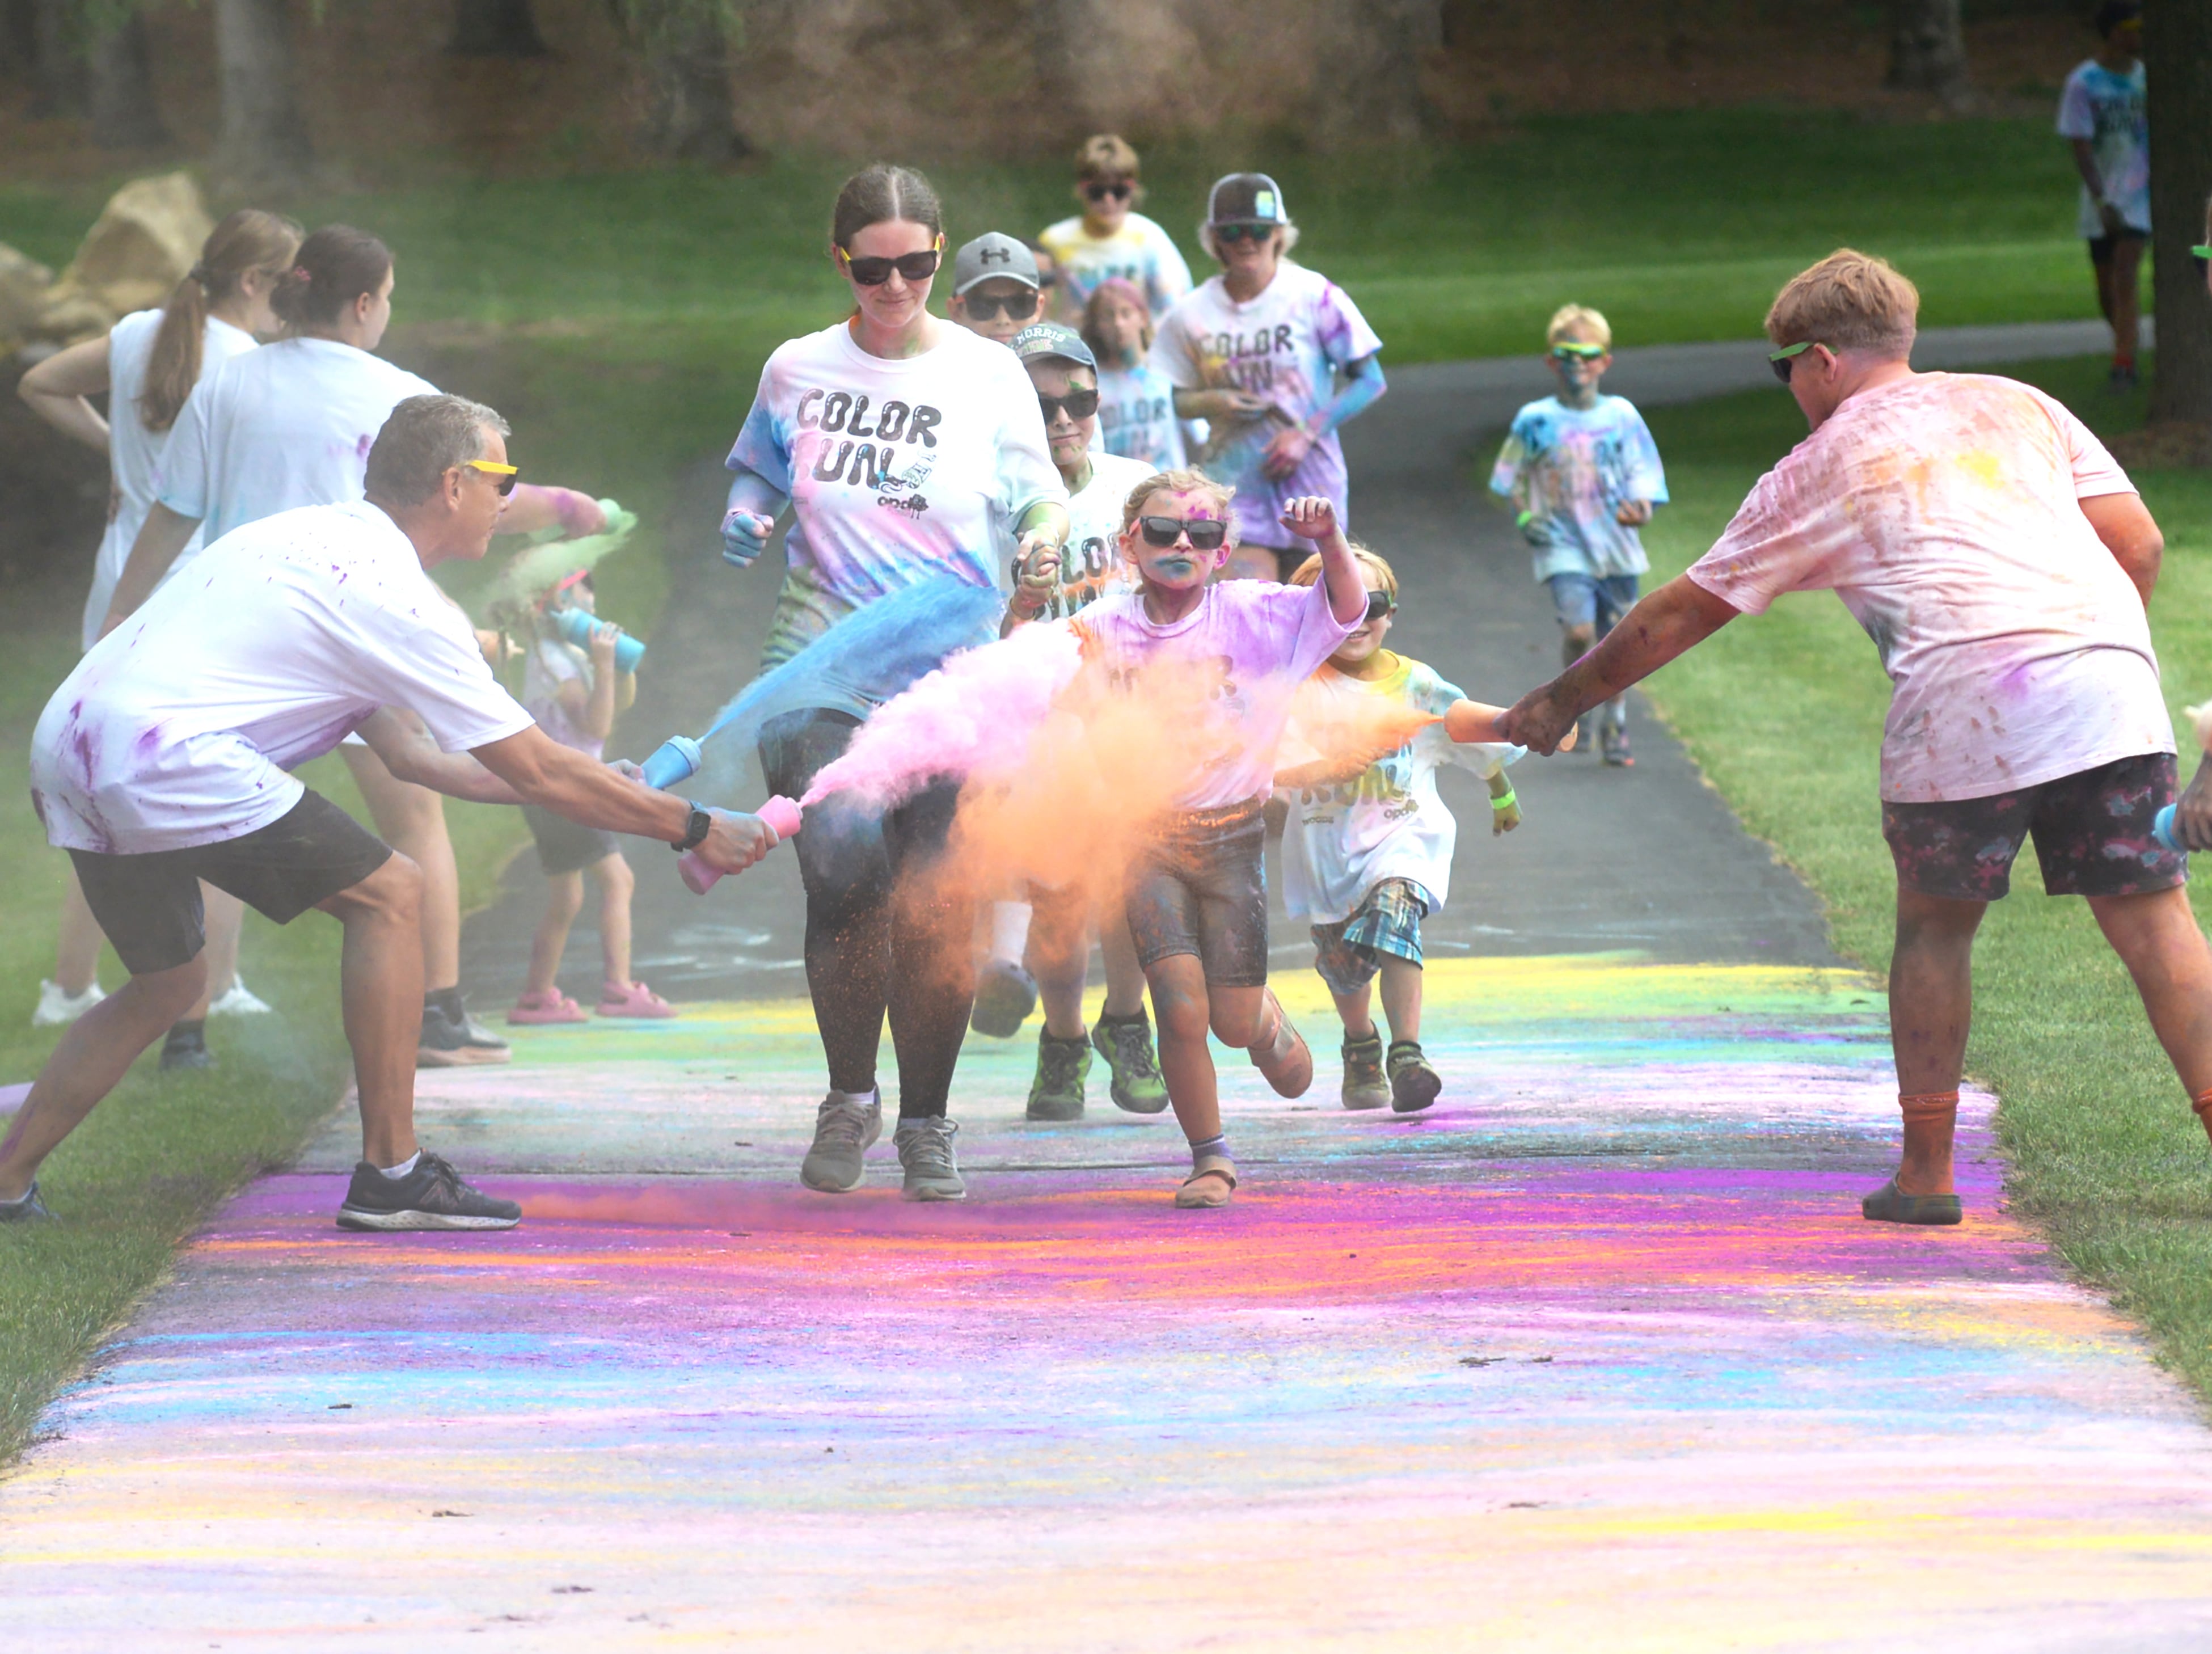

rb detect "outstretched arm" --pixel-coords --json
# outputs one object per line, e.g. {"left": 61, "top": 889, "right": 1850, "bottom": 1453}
{"left": 1500, "top": 574, "right": 1741, "bottom": 753}
{"left": 499, "top": 484, "right": 607, "bottom": 539}
{"left": 356, "top": 707, "right": 525, "bottom": 804}
{"left": 1279, "top": 496, "right": 1367, "bottom": 625}
{"left": 720, "top": 467, "right": 790, "bottom": 568}
{"left": 1263, "top": 355, "right": 1386, "bottom": 480}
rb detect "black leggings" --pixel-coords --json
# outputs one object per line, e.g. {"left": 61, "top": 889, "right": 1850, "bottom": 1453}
{"left": 759, "top": 708, "right": 976, "bottom": 1119}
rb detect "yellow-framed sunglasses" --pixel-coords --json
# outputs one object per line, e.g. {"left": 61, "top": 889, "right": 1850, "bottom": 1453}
{"left": 465, "top": 458, "right": 520, "bottom": 497}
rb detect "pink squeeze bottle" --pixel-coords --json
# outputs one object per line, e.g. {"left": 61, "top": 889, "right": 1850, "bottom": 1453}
{"left": 679, "top": 795, "right": 802, "bottom": 894}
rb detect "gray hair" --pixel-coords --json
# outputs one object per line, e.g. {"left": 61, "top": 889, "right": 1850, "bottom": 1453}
{"left": 364, "top": 394, "right": 511, "bottom": 507}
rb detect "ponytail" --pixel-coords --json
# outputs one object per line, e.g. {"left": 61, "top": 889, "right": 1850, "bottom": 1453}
{"left": 269, "top": 225, "right": 393, "bottom": 334}
{"left": 140, "top": 208, "right": 302, "bottom": 433}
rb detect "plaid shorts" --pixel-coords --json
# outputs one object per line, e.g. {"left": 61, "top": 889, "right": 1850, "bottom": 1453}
{"left": 1310, "top": 877, "right": 1428, "bottom": 997}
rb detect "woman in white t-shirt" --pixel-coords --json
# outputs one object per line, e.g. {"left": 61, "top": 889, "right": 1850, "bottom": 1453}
{"left": 110, "top": 225, "right": 607, "bottom": 1069}
{"left": 17, "top": 208, "right": 302, "bottom": 1043}
{"left": 719, "top": 163, "right": 1070, "bottom": 1203}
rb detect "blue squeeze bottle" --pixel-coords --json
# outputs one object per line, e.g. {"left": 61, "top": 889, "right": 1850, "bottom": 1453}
{"left": 2154, "top": 804, "right": 2187, "bottom": 854}
{"left": 556, "top": 607, "right": 646, "bottom": 674}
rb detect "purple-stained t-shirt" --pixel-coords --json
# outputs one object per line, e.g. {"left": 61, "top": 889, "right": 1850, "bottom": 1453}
{"left": 1686, "top": 373, "right": 2170, "bottom": 804}
{"left": 1065, "top": 575, "right": 1358, "bottom": 809}
{"left": 1151, "top": 264, "right": 1382, "bottom": 551}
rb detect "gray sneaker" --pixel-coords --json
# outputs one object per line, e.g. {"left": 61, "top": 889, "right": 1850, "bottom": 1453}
{"left": 893, "top": 1115, "right": 966, "bottom": 1201}
{"left": 0, "top": 1182, "right": 53, "bottom": 1224}
{"left": 800, "top": 1091, "right": 881, "bottom": 1193}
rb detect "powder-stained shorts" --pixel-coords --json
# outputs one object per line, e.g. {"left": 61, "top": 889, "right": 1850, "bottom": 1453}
{"left": 1310, "top": 877, "right": 1429, "bottom": 996}
{"left": 1547, "top": 571, "right": 1639, "bottom": 635}
{"left": 70, "top": 790, "right": 392, "bottom": 976}
{"left": 1125, "top": 800, "right": 1270, "bottom": 988}
{"left": 1881, "top": 751, "right": 2184, "bottom": 902}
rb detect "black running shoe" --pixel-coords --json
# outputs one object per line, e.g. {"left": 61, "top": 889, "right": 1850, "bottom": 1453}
{"left": 336, "top": 1150, "right": 521, "bottom": 1231}
{"left": 969, "top": 959, "right": 1038, "bottom": 1039}
{"left": 417, "top": 1002, "right": 512, "bottom": 1068}
{"left": 159, "top": 1020, "right": 212, "bottom": 1071}
{"left": 0, "top": 1182, "right": 53, "bottom": 1224}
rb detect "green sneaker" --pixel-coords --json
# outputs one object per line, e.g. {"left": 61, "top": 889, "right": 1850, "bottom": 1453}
{"left": 1026, "top": 1031, "right": 1091, "bottom": 1121}
{"left": 1092, "top": 1010, "right": 1169, "bottom": 1114}
{"left": 1340, "top": 1031, "right": 1389, "bottom": 1110}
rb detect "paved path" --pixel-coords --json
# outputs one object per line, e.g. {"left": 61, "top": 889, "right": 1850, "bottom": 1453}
{"left": 12, "top": 320, "right": 2212, "bottom": 1647}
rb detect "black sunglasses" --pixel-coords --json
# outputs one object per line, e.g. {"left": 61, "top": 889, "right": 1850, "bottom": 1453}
{"left": 1768, "top": 340, "right": 1826, "bottom": 384}
{"left": 961, "top": 288, "right": 1040, "bottom": 322}
{"left": 1138, "top": 515, "right": 1229, "bottom": 551}
{"left": 1084, "top": 180, "right": 1134, "bottom": 203}
{"left": 1213, "top": 222, "right": 1276, "bottom": 243}
{"left": 1037, "top": 387, "right": 1100, "bottom": 423}
{"left": 839, "top": 245, "right": 942, "bottom": 286}
{"left": 1362, "top": 590, "right": 1394, "bottom": 623}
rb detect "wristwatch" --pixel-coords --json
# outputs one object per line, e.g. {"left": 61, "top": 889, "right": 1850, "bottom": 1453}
{"left": 672, "top": 801, "right": 712, "bottom": 852}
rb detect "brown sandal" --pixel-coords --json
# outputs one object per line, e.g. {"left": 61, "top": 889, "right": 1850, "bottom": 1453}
{"left": 1175, "top": 1155, "right": 1238, "bottom": 1209}
{"left": 1246, "top": 988, "right": 1313, "bottom": 1099}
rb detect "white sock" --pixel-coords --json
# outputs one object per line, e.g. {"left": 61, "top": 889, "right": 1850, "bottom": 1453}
{"left": 379, "top": 1151, "right": 421, "bottom": 1180}
{"left": 830, "top": 1087, "right": 879, "bottom": 1109}
{"left": 989, "top": 901, "right": 1032, "bottom": 964}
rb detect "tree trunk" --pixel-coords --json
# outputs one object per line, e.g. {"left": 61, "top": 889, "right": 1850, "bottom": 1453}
{"left": 213, "top": 0, "right": 313, "bottom": 182}
{"left": 2146, "top": 0, "right": 2212, "bottom": 425}
{"left": 1312, "top": 0, "right": 1442, "bottom": 149}
{"left": 29, "top": 0, "right": 85, "bottom": 117}
{"left": 89, "top": 9, "right": 171, "bottom": 149}
{"left": 1886, "top": 0, "right": 1971, "bottom": 108}
{"left": 449, "top": 0, "right": 548, "bottom": 56}
{"left": 628, "top": 0, "right": 748, "bottom": 161}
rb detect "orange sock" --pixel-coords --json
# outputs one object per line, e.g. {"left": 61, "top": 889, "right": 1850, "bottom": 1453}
{"left": 1899, "top": 1090, "right": 1959, "bottom": 1124}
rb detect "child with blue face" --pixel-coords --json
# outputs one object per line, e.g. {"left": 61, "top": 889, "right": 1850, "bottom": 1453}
{"left": 1489, "top": 305, "right": 1668, "bottom": 767}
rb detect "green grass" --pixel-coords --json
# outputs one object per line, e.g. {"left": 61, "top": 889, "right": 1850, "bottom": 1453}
{"left": 1633, "top": 355, "right": 2212, "bottom": 1398}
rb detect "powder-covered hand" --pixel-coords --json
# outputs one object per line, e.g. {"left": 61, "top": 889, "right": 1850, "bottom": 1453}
{"left": 721, "top": 509, "right": 775, "bottom": 567}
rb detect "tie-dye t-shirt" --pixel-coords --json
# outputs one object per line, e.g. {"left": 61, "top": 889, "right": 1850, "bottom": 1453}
{"left": 1488, "top": 394, "right": 1669, "bottom": 582}
{"left": 157, "top": 338, "right": 439, "bottom": 544}
{"left": 1096, "top": 362, "right": 1187, "bottom": 471}
{"left": 1151, "top": 264, "right": 1383, "bottom": 551}
{"left": 728, "top": 321, "right": 1066, "bottom": 672}
{"left": 1276, "top": 654, "right": 1522, "bottom": 923}
{"left": 1034, "top": 451, "right": 1157, "bottom": 622}
{"left": 1039, "top": 212, "right": 1193, "bottom": 323}
{"left": 1686, "top": 373, "right": 2170, "bottom": 804}
{"left": 1065, "top": 576, "right": 1358, "bottom": 810}
{"left": 2057, "top": 58, "right": 2149, "bottom": 237}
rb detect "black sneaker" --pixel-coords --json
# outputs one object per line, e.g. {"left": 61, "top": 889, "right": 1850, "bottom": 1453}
{"left": 1387, "top": 1040, "right": 1442, "bottom": 1113}
{"left": 159, "top": 1020, "right": 212, "bottom": 1071}
{"left": 0, "top": 1182, "right": 53, "bottom": 1224}
{"left": 417, "top": 1002, "right": 512, "bottom": 1068}
{"left": 970, "top": 959, "right": 1038, "bottom": 1039}
{"left": 1025, "top": 1030, "right": 1091, "bottom": 1121}
{"left": 336, "top": 1150, "right": 521, "bottom": 1231}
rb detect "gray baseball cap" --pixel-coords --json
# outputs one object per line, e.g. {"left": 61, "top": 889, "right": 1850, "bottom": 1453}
{"left": 952, "top": 233, "right": 1040, "bottom": 296}
{"left": 1011, "top": 322, "right": 1096, "bottom": 371}
{"left": 1206, "top": 172, "right": 1290, "bottom": 229}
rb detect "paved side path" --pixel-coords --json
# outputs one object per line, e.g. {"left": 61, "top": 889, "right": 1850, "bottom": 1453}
{"left": 11, "top": 322, "right": 2212, "bottom": 1646}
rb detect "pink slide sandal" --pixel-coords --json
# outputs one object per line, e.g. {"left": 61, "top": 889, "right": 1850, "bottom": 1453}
{"left": 597, "top": 980, "right": 676, "bottom": 1019}
{"left": 509, "top": 989, "right": 588, "bottom": 1025}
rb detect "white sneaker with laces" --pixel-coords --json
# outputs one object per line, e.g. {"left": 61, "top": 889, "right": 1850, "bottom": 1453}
{"left": 208, "top": 978, "right": 275, "bottom": 1016}
{"left": 32, "top": 979, "right": 103, "bottom": 1028}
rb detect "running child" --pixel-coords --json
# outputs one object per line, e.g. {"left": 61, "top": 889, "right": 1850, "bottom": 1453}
{"left": 1489, "top": 304, "right": 1666, "bottom": 766}
{"left": 1065, "top": 480, "right": 1367, "bottom": 1208}
{"left": 1277, "top": 548, "right": 1527, "bottom": 1113}
{"left": 509, "top": 571, "right": 675, "bottom": 1024}
{"left": 981, "top": 322, "right": 1167, "bottom": 1119}
{"left": 1082, "top": 277, "right": 1187, "bottom": 471}
{"left": 1039, "top": 134, "right": 1193, "bottom": 326}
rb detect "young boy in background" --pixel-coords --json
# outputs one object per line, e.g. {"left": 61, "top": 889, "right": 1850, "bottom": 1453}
{"left": 509, "top": 571, "right": 674, "bottom": 1023}
{"left": 947, "top": 233, "right": 1045, "bottom": 347}
{"left": 1278, "top": 548, "right": 1526, "bottom": 1112}
{"left": 1489, "top": 305, "right": 1666, "bottom": 767}
{"left": 2057, "top": 0, "right": 2148, "bottom": 389}
{"left": 1082, "top": 277, "right": 1187, "bottom": 471}
{"left": 1039, "top": 134, "right": 1193, "bottom": 326}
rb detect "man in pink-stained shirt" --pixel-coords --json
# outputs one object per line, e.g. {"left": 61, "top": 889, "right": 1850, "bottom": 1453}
{"left": 1501, "top": 248, "right": 2212, "bottom": 1228}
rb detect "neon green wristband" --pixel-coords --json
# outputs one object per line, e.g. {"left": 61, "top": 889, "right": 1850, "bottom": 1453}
{"left": 1514, "top": 509, "right": 1536, "bottom": 529}
{"left": 1490, "top": 788, "right": 1517, "bottom": 812}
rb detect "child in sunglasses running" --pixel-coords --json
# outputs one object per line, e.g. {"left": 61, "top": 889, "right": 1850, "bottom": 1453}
{"left": 1062, "top": 477, "right": 1367, "bottom": 1209}
{"left": 1039, "top": 134, "right": 1194, "bottom": 326}
{"left": 1488, "top": 305, "right": 1667, "bottom": 766}
{"left": 948, "top": 233, "right": 1045, "bottom": 346}
{"left": 1275, "top": 548, "right": 1532, "bottom": 1113}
